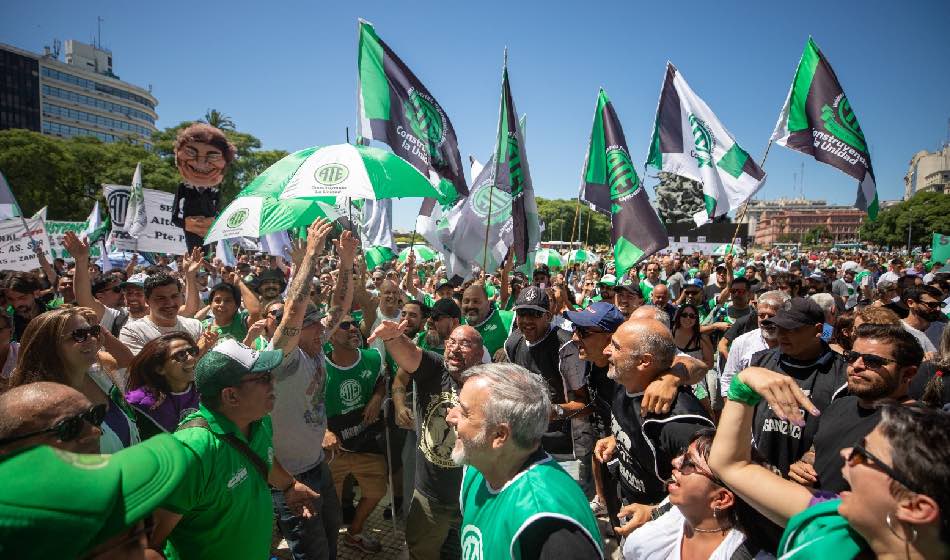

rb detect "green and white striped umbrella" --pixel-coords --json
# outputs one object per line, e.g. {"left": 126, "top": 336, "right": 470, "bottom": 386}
{"left": 205, "top": 144, "right": 442, "bottom": 244}
{"left": 535, "top": 248, "right": 565, "bottom": 269}
{"left": 398, "top": 244, "right": 440, "bottom": 263}
{"left": 566, "top": 249, "right": 597, "bottom": 264}
{"left": 712, "top": 243, "right": 744, "bottom": 256}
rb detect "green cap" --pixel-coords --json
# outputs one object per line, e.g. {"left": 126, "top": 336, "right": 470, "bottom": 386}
{"left": 598, "top": 274, "right": 617, "bottom": 287}
{"left": 194, "top": 339, "right": 284, "bottom": 398}
{"left": 0, "top": 433, "right": 187, "bottom": 558}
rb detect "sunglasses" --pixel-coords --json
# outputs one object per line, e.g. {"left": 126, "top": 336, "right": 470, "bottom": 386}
{"left": 515, "top": 309, "right": 545, "bottom": 318}
{"left": 917, "top": 300, "right": 942, "bottom": 309}
{"left": 730, "top": 288, "right": 748, "bottom": 295}
{"left": 679, "top": 312, "right": 697, "bottom": 319}
{"left": 338, "top": 321, "right": 357, "bottom": 331}
{"left": 678, "top": 452, "right": 725, "bottom": 486}
{"left": 846, "top": 443, "right": 923, "bottom": 494}
{"left": 0, "top": 404, "right": 107, "bottom": 446}
{"left": 575, "top": 326, "right": 607, "bottom": 338}
{"left": 843, "top": 350, "right": 896, "bottom": 369}
{"left": 67, "top": 325, "right": 101, "bottom": 344}
{"left": 169, "top": 347, "right": 199, "bottom": 363}
{"left": 238, "top": 371, "right": 273, "bottom": 386}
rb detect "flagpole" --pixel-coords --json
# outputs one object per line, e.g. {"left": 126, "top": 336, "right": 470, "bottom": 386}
{"left": 569, "top": 197, "right": 581, "bottom": 250}
{"left": 482, "top": 48, "right": 507, "bottom": 275}
{"left": 727, "top": 140, "right": 773, "bottom": 255}
{"left": 584, "top": 206, "right": 592, "bottom": 248}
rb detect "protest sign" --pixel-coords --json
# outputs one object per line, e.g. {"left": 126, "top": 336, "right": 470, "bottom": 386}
{"left": 103, "top": 184, "right": 187, "bottom": 255}
{"left": 46, "top": 221, "right": 102, "bottom": 260}
{"left": 0, "top": 216, "right": 53, "bottom": 271}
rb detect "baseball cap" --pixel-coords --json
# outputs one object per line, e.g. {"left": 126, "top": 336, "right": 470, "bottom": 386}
{"left": 615, "top": 277, "right": 640, "bottom": 294}
{"left": 271, "top": 303, "right": 325, "bottom": 327}
{"left": 512, "top": 285, "right": 550, "bottom": 313}
{"left": 685, "top": 278, "right": 705, "bottom": 290}
{"left": 715, "top": 263, "right": 728, "bottom": 272}
{"left": 119, "top": 272, "right": 149, "bottom": 289}
{"left": 761, "top": 297, "right": 825, "bottom": 330}
{"left": 532, "top": 265, "right": 550, "bottom": 277}
{"left": 563, "top": 301, "right": 625, "bottom": 333}
{"left": 430, "top": 298, "right": 462, "bottom": 321}
{"left": 0, "top": 433, "right": 188, "bottom": 558}
{"left": 598, "top": 274, "right": 617, "bottom": 287}
{"left": 194, "top": 339, "right": 284, "bottom": 398}
{"left": 435, "top": 279, "right": 454, "bottom": 291}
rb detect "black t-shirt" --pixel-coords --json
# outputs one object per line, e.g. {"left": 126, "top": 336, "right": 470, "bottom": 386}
{"left": 586, "top": 361, "right": 614, "bottom": 438}
{"left": 812, "top": 395, "right": 881, "bottom": 493}
{"left": 749, "top": 345, "right": 848, "bottom": 476}
{"left": 171, "top": 183, "right": 220, "bottom": 250}
{"left": 908, "top": 361, "right": 950, "bottom": 407}
{"left": 409, "top": 350, "right": 463, "bottom": 505}
{"left": 517, "top": 518, "right": 601, "bottom": 560}
{"left": 724, "top": 312, "right": 758, "bottom": 343}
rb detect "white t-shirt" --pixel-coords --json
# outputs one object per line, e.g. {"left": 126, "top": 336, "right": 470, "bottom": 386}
{"left": 269, "top": 345, "right": 329, "bottom": 475}
{"left": 623, "top": 505, "right": 771, "bottom": 560}
{"left": 119, "top": 315, "right": 203, "bottom": 355}
{"left": 901, "top": 321, "right": 938, "bottom": 354}
{"left": 720, "top": 328, "right": 770, "bottom": 397}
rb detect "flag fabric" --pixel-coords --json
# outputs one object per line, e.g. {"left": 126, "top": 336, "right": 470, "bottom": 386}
{"left": 647, "top": 63, "right": 766, "bottom": 227}
{"left": 260, "top": 230, "right": 293, "bottom": 258}
{"left": 930, "top": 233, "right": 950, "bottom": 267}
{"left": 0, "top": 170, "right": 22, "bottom": 219}
{"left": 582, "top": 89, "right": 668, "bottom": 274}
{"left": 360, "top": 198, "right": 397, "bottom": 271}
{"left": 126, "top": 163, "right": 148, "bottom": 237}
{"left": 492, "top": 55, "right": 541, "bottom": 267}
{"left": 215, "top": 239, "right": 237, "bottom": 267}
{"left": 83, "top": 201, "right": 102, "bottom": 239}
{"left": 771, "top": 37, "right": 878, "bottom": 219}
{"left": 357, "top": 20, "right": 468, "bottom": 251}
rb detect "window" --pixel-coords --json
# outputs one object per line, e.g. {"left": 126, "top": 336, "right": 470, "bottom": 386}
{"left": 42, "top": 102, "right": 152, "bottom": 137}
{"left": 41, "top": 66, "right": 155, "bottom": 109}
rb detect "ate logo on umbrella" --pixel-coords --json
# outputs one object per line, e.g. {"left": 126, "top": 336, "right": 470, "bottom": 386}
{"left": 315, "top": 163, "right": 349, "bottom": 186}
{"left": 227, "top": 209, "right": 249, "bottom": 228}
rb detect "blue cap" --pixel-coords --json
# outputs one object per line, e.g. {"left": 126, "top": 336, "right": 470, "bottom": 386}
{"left": 563, "top": 301, "right": 625, "bottom": 333}
{"left": 686, "top": 278, "right": 704, "bottom": 289}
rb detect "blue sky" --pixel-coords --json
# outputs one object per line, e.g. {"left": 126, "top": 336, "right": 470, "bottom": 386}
{"left": 5, "top": 0, "right": 949, "bottom": 231}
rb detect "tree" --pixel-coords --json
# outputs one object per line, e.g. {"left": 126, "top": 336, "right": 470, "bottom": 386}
{"left": 803, "top": 225, "right": 831, "bottom": 245}
{"left": 202, "top": 109, "right": 235, "bottom": 131}
{"left": 535, "top": 197, "right": 610, "bottom": 246}
{"left": 859, "top": 191, "right": 950, "bottom": 247}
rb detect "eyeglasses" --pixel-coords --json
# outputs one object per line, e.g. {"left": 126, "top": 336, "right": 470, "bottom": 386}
{"left": 66, "top": 325, "right": 101, "bottom": 344}
{"left": 846, "top": 443, "right": 923, "bottom": 494}
{"left": 575, "top": 326, "right": 607, "bottom": 338}
{"left": 239, "top": 371, "right": 273, "bottom": 386}
{"left": 843, "top": 350, "right": 897, "bottom": 369}
{"left": 180, "top": 147, "right": 223, "bottom": 163}
{"left": 678, "top": 452, "right": 724, "bottom": 486}
{"left": 266, "top": 308, "right": 282, "bottom": 317}
{"left": 338, "top": 321, "right": 357, "bottom": 331}
{"left": 169, "top": 347, "right": 198, "bottom": 363}
{"left": 515, "top": 309, "right": 545, "bottom": 319}
{"left": 0, "top": 404, "right": 107, "bottom": 446}
{"left": 445, "top": 338, "right": 477, "bottom": 351}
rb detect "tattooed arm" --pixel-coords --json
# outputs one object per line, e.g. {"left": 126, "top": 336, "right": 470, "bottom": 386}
{"left": 271, "top": 219, "right": 333, "bottom": 357}
{"left": 323, "top": 230, "right": 357, "bottom": 338}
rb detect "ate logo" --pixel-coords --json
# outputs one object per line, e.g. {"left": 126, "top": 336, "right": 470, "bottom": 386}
{"left": 340, "top": 379, "right": 362, "bottom": 408}
{"left": 227, "top": 209, "right": 249, "bottom": 228}
{"left": 315, "top": 163, "right": 349, "bottom": 186}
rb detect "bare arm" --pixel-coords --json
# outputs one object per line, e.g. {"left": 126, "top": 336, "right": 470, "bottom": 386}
{"left": 62, "top": 232, "right": 106, "bottom": 320}
{"left": 392, "top": 367, "right": 414, "bottom": 428}
{"left": 235, "top": 276, "right": 262, "bottom": 323}
{"left": 367, "top": 320, "right": 423, "bottom": 374}
{"left": 178, "top": 247, "right": 203, "bottom": 318}
{"left": 35, "top": 246, "right": 58, "bottom": 289}
{"left": 324, "top": 231, "right": 357, "bottom": 337}
{"left": 124, "top": 253, "right": 138, "bottom": 279}
{"left": 707, "top": 367, "right": 818, "bottom": 527}
{"left": 271, "top": 220, "right": 333, "bottom": 357}
{"left": 700, "top": 334, "right": 715, "bottom": 370}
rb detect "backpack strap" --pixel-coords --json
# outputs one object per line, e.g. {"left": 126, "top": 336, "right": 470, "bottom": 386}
{"left": 176, "top": 418, "right": 270, "bottom": 482}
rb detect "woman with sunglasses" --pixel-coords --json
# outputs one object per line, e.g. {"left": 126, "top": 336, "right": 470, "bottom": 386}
{"left": 125, "top": 332, "right": 202, "bottom": 439}
{"left": 709, "top": 366, "right": 950, "bottom": 559}
{"left": 8, "top": 307, "right": 141, "bottom": 453}
{"left": 623, "top": 429, "right": 778, "bottom": 559}
{"left": 673, "top": 304, "right": 715, "bottom": 410}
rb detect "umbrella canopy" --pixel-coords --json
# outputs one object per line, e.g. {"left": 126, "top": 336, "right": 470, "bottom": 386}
{"left": 713, "top": 243, "right": 744, "bottom": 256}
{"left": 566, "top": 248, "right": 598, "bottom": 264}
{"left": 535, "top": 248, "right": 565, "bottom": 269}
{"left": 205, "top": 144, "right": 442, "bottom": 244}
{"left": 398, "top": 244, "right": 439, "bottom": 263}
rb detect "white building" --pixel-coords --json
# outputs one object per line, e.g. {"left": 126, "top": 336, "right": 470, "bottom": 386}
{"left": 904, "top": 146, "right": 950, "bottom": 198}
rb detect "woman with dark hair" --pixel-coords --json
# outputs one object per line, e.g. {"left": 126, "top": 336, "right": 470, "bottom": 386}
{"left": 908, "top": 324, "right": 950, "bottom": 408}
{"left": 124, "top": 332, "right": 202, "bottom": 439}
{"left": 8, "top": 307, "right": 140, "bottom": 452}
{"left": 710, "top": 366, "right": 950, "bottom": 559}
{"left": 829, "top": 310, "right": 855, "bottom": 354}
{"left": 623, "top": 429, "right": 779, "bottom": 559}
{"left": 673, "top": 304, "right": 714, "bottom": 369}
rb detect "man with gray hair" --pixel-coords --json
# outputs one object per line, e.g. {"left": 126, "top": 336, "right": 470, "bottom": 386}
{"left": 447, "top": 363, "right": 604, "bottom": 559}
{"left": 720, "top": 290, "right": 790, "bottom": 396}
{"left": 810, "top": 292, "right": 837, "bottom": 342}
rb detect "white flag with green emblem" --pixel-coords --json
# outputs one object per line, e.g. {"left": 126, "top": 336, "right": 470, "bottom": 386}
{"left": 647, "top": 63, "right": 766, "bottom": 227}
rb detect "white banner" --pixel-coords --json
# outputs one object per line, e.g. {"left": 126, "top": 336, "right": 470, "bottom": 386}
{"left": 0, "top": 216, "right": 53, "bottom": 271}
{"left": 45, "top": 220, "right": 102, "bottom": 260}
{"left": 103, "top": 184, "right": 187, "bottom": 255}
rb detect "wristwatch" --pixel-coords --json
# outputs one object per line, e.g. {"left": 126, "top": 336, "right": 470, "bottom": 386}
{"left": 552, "top": 404, "right": 567, "bottom": 420}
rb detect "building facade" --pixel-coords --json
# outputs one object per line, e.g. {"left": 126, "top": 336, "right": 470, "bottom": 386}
{"left": 904, "top": 146, "right": 950, "bottom": 198}
{"left": 753, "top": 208, "right": 864, "bottom": 246}
{"left": 0, "top": 40, "right": 157, "bottom": 148}
{"left": 739, "top": 197, "right": 864, "bottom": 238}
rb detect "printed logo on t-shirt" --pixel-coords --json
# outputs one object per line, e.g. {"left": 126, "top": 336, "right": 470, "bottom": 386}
{"left": 460, "top": 524, "right": 483, "bottom": 560}
{"left": 420, "top": 390, "right": 458, "bottom": 469}
{"left": 339, "top": 379, "right": 362, "bottom": 408}
{"left": 227, "top": 467, "right": 248, "bottom": 490}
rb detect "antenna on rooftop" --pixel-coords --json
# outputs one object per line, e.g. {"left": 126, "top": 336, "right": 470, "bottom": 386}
{"left": 97, "top": 16, "right": 104, "bottom": 49}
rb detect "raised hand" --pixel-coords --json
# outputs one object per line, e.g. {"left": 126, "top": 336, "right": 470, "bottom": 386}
{"left": 62, "top": 231, "right": 90, "bottom": 260}
{"left": 332, "top": 229, "right": 358, "bottom": 263}
{"left": 366, "top": 319, "right": 408, "bottom": 344}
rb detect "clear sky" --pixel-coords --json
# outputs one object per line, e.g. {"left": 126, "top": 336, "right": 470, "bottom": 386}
{"left": 4, "top": 0, "right": 949, "bottom": 231}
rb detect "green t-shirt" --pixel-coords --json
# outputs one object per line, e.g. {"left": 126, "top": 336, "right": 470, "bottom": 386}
{"left": 463, "top": 307, "right": 515, "bottom": 357}
{"left": 324, "top": 348, "right": 383, "bottom": 418}
{"left": 777, "top": 499, "right": 868, "bottom": 559}
{"left": 639, "top": 279, "right": 662, "bottom": 301}
{"left": 459, "top": 454, "right": 604, "bottom": 560}
{"left": 201, "top": 309, "right": 249, "bottom": 343}
{"left": 162, "top": 404, "right": 275, "bottom": 560}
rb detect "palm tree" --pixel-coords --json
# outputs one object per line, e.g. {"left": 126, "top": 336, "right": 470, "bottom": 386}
{"left": 202, "top": 109, "right": 235, "bottom": 131}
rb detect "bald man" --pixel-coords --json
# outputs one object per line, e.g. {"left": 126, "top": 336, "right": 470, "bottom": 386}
{"left": 593, "top": 320, "right": 713, "bottom": 536}
{"left": 460, "top": 283, "right": 514, "bottom": 357}
{"left": 0, "top": 382, "right": 103, "bottom": 455}
{"left": 368, "top": 321, "right": 484, "bottom": 559}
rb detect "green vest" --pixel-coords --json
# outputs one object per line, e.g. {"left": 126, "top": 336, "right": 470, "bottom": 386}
{"left": 324, "top": 348, "right": 383, "bottom": 418}
{"left": 464, "top": 307, "right": 514, "bottom": 356}
{"left": 459, "top": 455, "right": 604, "bottom": 560}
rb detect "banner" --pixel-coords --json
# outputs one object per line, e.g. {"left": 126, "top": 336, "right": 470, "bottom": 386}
{"left": 46, "top": 221, "right": 102, "bottom": 260}
{"left": 930, "top": 233, "right": 950, "bottom": 266}
{"left": 103, "top": 185, "right": 188, "bottom": 255}
{"left": 0, "top": 216, "right": 53, "bottom": 271}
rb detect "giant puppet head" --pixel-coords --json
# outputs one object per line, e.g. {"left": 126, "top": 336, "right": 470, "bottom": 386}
{"left": 173, "top": 123, "right": 236, "bottom": 188}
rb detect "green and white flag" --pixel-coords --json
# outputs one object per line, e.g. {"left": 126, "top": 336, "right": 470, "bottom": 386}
{"left": 357, "top": 19, "right": 467, "bottom": 252}
{"left": 647, "top": 63, "right": 766, "bottom": 227}
{"left": 126, "top": 162, "right": 148, "bottom": 237}
{"left": 771, "top": 37, "right": 878, "bottom": 219}
{"left": 359, "top": 198, "right": 397, "bottom": 271}
{"left": 582, "top": 89, "right": 668, "bottom": 275}
{"left": 0, "top": 170, "right": 22, "bottom": 219}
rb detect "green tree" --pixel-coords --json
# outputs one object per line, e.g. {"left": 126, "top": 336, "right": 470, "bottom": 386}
{"left": 803, "top": 225, "right": 831, "bottom": 245}
{"left": 535, "top": 197, "right": 610, "bottom": 246}
{"left": 859, "top": 192, "right": 950, "bottom": 247}
{"left": 202, "top": 109, "right": 236, "bottom": 131}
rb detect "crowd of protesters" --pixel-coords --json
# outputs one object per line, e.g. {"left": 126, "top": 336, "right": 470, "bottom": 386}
{"left": 1, "top": 224, "right": 949, "bottom": 559}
